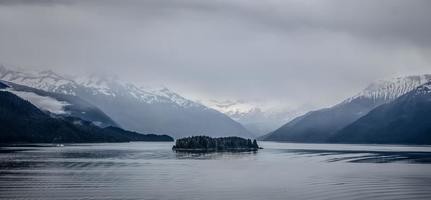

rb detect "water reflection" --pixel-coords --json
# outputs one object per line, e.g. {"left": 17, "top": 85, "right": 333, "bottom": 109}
{"left": 174, "top": 151, "right": 258, "bottom": 160}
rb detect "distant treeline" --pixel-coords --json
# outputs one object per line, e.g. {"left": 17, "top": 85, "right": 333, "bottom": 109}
{"left": 173, "top": 136, "right": 260, "bottom": 152}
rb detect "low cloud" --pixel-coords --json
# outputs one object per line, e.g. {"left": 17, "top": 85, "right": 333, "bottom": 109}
{"left": 6, "top": 90, "right": 70, "bottom": 114}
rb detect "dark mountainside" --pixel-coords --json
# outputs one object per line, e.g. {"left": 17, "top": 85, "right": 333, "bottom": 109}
{"left": 330, "top": 82, "right": 431, "bottom": 144}
{"left": 260, "top": 75, "right": 431, "bottom": 143}
{"left": 0, "top": 66, "right": 253, "bottom": 139}
{"left": 260, "top": 97, "right": 385, "bottom": 142}
{"left": 78, "top": 90, "right": 253, "bottom": 138}
{"left": 172, "top": 136, "right": 260, "bottom": 152}
{"left": 0, "top": 81, "right": 8, "bottom": 89}
{"left": 0, "top": 81, "right": 118, "bottom": 128}
{"left": 0, "top": 91, "right": 173, "bottom": 143}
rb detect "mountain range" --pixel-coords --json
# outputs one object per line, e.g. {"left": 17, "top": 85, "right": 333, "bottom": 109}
{"left": 1, "top": 80, "right": 117, "bottom": 128}
{"left": 330, "top": 81, "right": 431, "bottom": 144}
{"left": 0, "top": 81, "right": 173, "bottom": 143}
{"left": 261, "top": 75, "right": 431, "bottom": 144}
{"left": 2, "top": 64, "right": 430, "bottom": 144}
{"left": 0, "top": 65, "right": 252, "bottom": 139}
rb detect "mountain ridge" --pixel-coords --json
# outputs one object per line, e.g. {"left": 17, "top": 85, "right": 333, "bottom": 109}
{"left": 261, "top": 74, "right": 431, "bottom": 142}
{"left": 0, "top": 65, "right": 253, "bottom": 138}
{"left": 0, "top": 80, "right": 118, "bottom": 128}
{"left": 330, "top": 81, "right": 431, "bottom": 144}
{"left": 0, "top": 91, "right": 173, "bottom": 143}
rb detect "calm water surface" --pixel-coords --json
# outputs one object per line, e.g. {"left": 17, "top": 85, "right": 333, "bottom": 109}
{"left": 1, "top": 142, "right": 431, "bottom": 200}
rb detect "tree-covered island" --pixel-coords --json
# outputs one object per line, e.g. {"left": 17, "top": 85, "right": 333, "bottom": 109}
{"left": 172, "top": 136, "right": 261, "bottom": 152}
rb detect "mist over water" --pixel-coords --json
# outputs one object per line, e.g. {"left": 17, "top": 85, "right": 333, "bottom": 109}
{"left": 1, "top": 142, "right": 431, "bottom": 200}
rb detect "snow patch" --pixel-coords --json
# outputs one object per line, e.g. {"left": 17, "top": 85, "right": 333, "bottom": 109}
{"left": 416, "top": 82, "right": 431, "bottom": 95}
{"left": 344, "top": 74, "right": 431, "bottom": 103}
{"left": 1, "top": 65, "right": 221, "bottom": 110}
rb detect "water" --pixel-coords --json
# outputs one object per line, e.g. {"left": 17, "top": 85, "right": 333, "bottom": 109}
{"left": 1, "top": 142, "right": 431, "bottom": 200}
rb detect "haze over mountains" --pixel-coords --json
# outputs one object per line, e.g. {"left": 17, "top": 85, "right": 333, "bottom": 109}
{"left": 203, "top": 99, "right": 310, "bottom": 136}
{"left": 2, "top": 64, "right": 431, "bottom": 144}
{"left": 261, "top": 74, "right": 431, "bottom": 144}
{"left": 0, "top": 65, "right": 252, "bottom": 139}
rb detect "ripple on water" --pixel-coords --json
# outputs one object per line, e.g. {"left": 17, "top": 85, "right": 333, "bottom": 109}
{"left": 1, "top": 142, "right": 431, "bottom": 200}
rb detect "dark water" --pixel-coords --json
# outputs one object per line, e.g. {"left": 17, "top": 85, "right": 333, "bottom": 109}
{"left": 1, "top": 142, "right": 431, "bottom": 200}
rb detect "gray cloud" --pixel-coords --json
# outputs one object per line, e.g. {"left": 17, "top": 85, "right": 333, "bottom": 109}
{"left": 0, "top": 0, "right": 430, "bottom": 110}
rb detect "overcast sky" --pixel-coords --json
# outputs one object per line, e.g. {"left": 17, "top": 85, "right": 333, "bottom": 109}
{"left": 0, "top": 0, "right": 430, "bottom": 110}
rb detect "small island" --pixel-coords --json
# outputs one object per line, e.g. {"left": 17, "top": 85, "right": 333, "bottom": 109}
{"left": 172, "top": 136, "right": 261, "bottom": 152}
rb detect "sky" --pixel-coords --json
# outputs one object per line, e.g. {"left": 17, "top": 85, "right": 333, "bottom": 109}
{"left": 0, "top": 0, "right": 430, "bottom": 111}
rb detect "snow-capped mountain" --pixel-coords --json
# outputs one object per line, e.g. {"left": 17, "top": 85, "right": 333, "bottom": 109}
{"left": 331, "top": 80, "right": 431, "bottom": 144}
{"left": 0, "top": 67, "right": 77, "bottom": 95}
{"left": 202, "top": 99, "right": 309, "bottom": 136}
{"left": 261, "top": 74, "right": 431, "bottom": 142}
{"left": 0, "top": 65, "right": 203, "bottom": 108}
{"left": 203, "top": 100, "right": 259, "bottom": 121}
{"left": 0, "top": 80, "right": 118, "bottom": 128}
{"left": 343, "top": 74, "right": 431, "bottom": 104}
{"left": 0, "top": 86, "right": 173, "bottom": 143}
{"left": 0, "top": 65, "right": 252, "bottom": 138}
{"left": 73, "top": 74, "right": 204, "bottom": 108}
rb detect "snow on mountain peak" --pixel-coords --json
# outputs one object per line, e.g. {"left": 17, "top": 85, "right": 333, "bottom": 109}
{"left": 202, "top": 99, "right": 309, "bottom": 122}
{"left": 415, "top": 81, "right": 431, "bottom": 95}
{"left": 345, "top": 74, "right": 431, "bottom": 103}
{"left": 0, "top": 65, "right": 203, "bottom": 108}
{"left": 0, "top": 65, "right": 76, "bottom": 95}
{"left": 74, "top": 74, "right": 121, "bottom": 96}
{"left": 202, "top": 100, "right": 256, "bottom": 119}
